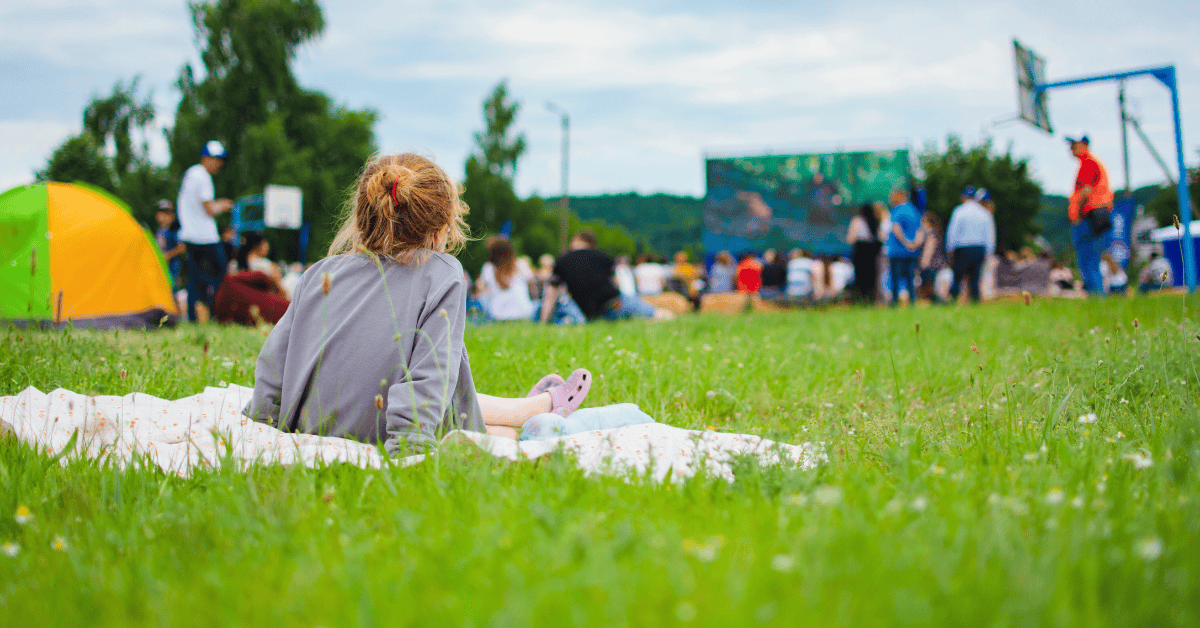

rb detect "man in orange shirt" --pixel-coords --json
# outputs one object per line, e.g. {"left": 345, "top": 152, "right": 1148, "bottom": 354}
{"left": 1066, "top": 134, "right": 1114, "bottom": 295}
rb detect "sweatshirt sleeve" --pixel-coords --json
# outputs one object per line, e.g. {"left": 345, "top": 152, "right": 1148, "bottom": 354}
{"left": 247, "top": 272, "right": 304, "bottom": 425}
{"left": 383, "top": 273, "right": 469, "bottom": 454}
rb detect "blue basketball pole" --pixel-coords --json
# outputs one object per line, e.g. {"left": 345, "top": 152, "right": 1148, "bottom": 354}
{"left": 1034, "top": 65, "right": 1195, "bottom": 292}
{"left": 1166, "top": 68, "right": 1196, "bottom": 292}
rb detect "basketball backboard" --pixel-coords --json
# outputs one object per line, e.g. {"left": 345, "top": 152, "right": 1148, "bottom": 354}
{"left": 264, "top": 185, "right": 302, "bottom": 229}
{"left": 1013, "top": 40, "right": 1053, "bottom": 134}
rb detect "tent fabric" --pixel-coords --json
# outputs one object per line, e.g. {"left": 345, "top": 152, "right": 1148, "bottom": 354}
{"left": 0, "top": 182, "right": 178, "bottom": 329}
{"left": 0, "top": 185, "right": 51, "bottom": 319}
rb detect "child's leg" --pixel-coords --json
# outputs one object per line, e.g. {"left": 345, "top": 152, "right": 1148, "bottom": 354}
{"left": 486, "top": 425, "right": 520, "bottom": 439}
{"left": 478, "top": 392, "right": 552, "bottom": 428}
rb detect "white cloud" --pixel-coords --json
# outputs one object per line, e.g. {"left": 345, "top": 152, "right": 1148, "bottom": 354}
{"left": 0, "top": 120, "right": 75, "bottom": 189}
{"left": 2, "top": 0, "right": 1198, "bottom": 199}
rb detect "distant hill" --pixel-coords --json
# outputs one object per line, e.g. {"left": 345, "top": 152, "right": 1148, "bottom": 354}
{"left": 545, "top": 193, "right": 704, "bottom": 257}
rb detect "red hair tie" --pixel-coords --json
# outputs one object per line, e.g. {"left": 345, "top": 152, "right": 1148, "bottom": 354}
{"left": 391, "top": 179, "right": 401, "bottom": 206}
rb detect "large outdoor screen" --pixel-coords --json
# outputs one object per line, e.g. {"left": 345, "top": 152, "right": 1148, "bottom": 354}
{"left": 703, "top": 149, "right": 911, "bottom": 255}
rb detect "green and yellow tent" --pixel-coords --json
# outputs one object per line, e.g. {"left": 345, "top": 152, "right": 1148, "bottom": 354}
{"left": 0, "top": 182, "right": 178, "bottom": 328}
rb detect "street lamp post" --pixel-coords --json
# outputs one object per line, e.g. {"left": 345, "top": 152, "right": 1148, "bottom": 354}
{"left": 546, "top": 102, "right": 570, "bottom": 252}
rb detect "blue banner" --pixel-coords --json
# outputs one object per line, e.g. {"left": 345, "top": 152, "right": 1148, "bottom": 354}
{"left": 1105, "top": 197, "right": 1136, "bottom": 269}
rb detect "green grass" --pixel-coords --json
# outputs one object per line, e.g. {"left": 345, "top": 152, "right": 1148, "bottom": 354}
{"left": 1, "top": 295, "right": 1198, "bottom": 626}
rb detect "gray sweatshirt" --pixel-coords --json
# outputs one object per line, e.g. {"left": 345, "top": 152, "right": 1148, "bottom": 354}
{"left": 248, "top": 251, "right": 484, "bottom": 454}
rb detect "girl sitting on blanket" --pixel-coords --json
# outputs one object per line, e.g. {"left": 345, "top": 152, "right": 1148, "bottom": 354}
{"left": 247, "top": 153, "right": 591, "bottom": 452}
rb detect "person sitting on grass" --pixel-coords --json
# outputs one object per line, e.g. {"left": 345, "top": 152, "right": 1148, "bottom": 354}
{"left": 475, "top": 236, "right": 536, "bottom": 321}
{"left": 538, "top": 229, "right": 671, "bottom": 323}
{"left": 1138, "top": 252, "right": 1172, "bottom": 292}
{"left": 247, "top": 153, "right": 593, "bottom": 450}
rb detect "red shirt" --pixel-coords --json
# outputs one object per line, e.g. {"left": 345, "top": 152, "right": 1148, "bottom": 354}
{"left": 735, "top": 258, "right": 763, "bottom": 292}
{"left": 1069, "top": 150, "right": 1113, "bottom": 221}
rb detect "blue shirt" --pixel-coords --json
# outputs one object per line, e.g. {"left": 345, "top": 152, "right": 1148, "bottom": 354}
{"left": 887, "top": 202, "right": 921, "bottom": 258}
{"left": 157, "top": 226, "right": 182, "bottom": 279}
{"left": 945, "top": 200, "right": 996, "bottom": 255}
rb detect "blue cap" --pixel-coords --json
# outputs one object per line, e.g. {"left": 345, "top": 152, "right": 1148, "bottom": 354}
{"left": 201, "top": 140, "right": 228, "bottom": 159}
{"left": 975, "top": 188, "right": 992, "bottom": 202}
{"left": 962, "top": 185, "right": 977, "bottom": 198}
{"left": 1064, "top": 133, "right": 1090, "bottom": 144}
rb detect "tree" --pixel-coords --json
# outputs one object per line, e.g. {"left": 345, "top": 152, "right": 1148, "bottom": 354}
{"left": 169, "top": 0, "right": 375, "bottom": 260}
{"left": 1146, "top": 154, "right": 1199, "bottom": 227}
{"left": 457, "top": 80, "right": 641, "bottom": 276}
{"left": 35, "top": 133, "right": 114, "bottom": 192}
{"left": 459, "top": 80, "right": 556, "bottom": 275}
{"left": 37, "top": 77, "right": 175, "bottom": 226}
{"left": 919, "top": 135, "right": 1043, "bottom": 253}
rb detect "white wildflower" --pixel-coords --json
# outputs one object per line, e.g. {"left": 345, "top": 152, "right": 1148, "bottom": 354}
{"left": 770, "top": 554, "right": 795, "bottom": 573}
{"left": 13, "top": 506, "right": 31, "bottom": 526}
{"left": 1078, "top": 413, "right": 1098, "bottom": 424}
{"left": 1045, "top": 488, "right": 1065, "bottom": 505}
{"left": 1125, "top": 451, "right": 1154, "bottom": 469}
{"left": 1135, "top": 537, "right": 1163, "bottom": 561}
{"left": 910, "top": 496, "right": 928, "bottom": 512}
{"left": 812, "top": 486, "right": 843, "bottom": 506}
{"left": 2, "top": 542, "right": 17, "bottom": 557}
{"left": 705, "top": 390, "right": 716, "bottom": 400}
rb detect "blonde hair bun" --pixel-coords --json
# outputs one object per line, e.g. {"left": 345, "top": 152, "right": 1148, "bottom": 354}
{"left": 329, "top": 153, "right": 469, "bottom": 264}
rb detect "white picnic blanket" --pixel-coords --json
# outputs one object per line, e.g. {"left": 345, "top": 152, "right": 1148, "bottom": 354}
{"left": 0, "top": 385, "right": 825, "bottom": 482}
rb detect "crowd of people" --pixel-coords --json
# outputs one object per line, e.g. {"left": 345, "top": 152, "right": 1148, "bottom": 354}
{"left": 152, "top": 140, "right": 300, "bottom": 326}
{"left": 155, "top": 137, "right": 1176, "bottom": 330}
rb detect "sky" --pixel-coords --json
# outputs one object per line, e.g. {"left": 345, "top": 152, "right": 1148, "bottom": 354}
{"left": 2, "top": 0, "right": 1198, "bottom": 199}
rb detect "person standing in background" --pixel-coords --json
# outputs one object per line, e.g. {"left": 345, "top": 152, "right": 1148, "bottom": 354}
{"left": 177, "top": 140, "right": 234, "bottom": 322}
{"left": 154, "top": 199, "right": 185, "bottom": 290}
{"left": 1066, "top": 134, "right": 1114, "bottom": 295}
{"left": 945, "top": 186, "right": 996, "bottom": 303}
{"left": 914, "top": 211, "right": 947, "bottom": 303}
{"left": 845, "top": 203, "right": 883, "bottom": 303}
{"left": 885, "top": 189, "right": 921, "bottom": 306}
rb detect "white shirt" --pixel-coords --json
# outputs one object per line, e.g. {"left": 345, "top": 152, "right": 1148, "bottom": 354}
{"left": 786, "top": 257, "right": 813, "bottom": 296}
{"left": 945, "top": 200, "right": 996, "bottom": 255}
{"left": 177, "top": 164, "right": 218, "bottom": 244}
{"left": 1100, "top": 262, "right": 1128, "bottom": 289}
{"left": 480, "top": 262, "right": 535, "bottom": 321}
{"left": 615, "top": 264, "right": 637, "bottom": 296}
{"left": 633, "top": 263, "right": 666, "bottom": 295}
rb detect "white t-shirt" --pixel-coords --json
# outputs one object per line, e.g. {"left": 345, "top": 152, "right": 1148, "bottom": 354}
{"left": 177, "top": 164, "right": 218, "bottom": 244}
{"left": 633, "top": 263, "right": 666, "bottom": 295}
{"left": 480, "top": 262, "right": 535, "bottom": 321}
{"left": 615, "top": 264, "right": 637, "bottom": 296}
{"left": 786, "top": 257, "right": 813, "bottom": 296}
{"left": 1100, "top": 262, "right": 1128, "bottom": 289}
